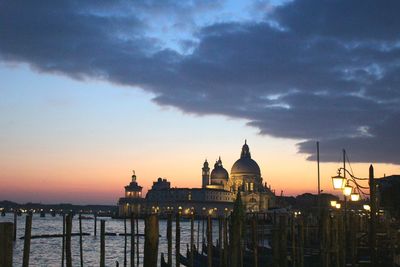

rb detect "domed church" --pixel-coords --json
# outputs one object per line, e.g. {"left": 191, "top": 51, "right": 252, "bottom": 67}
{"left": 202, "top": 140, "right": 275, "bottom": 212}
{"left": 118, "top": 140, "right": 276, "bottom": 217}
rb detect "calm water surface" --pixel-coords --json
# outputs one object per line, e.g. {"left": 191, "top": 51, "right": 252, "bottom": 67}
{"left": 1, "top": 213, "right": 221, "bottom": 267}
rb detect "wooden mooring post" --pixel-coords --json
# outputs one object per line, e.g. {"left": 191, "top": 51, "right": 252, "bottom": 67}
{"left": 291, "top": 216, "right": 296, "bottom": 267}
{"left": 131, "top": 214, "right": 135, "bottom": 267}
{"left": 230, "top": 193, "right": 244, "bottom": 267}
{"left": 297, "top": 217, "right": 304, "bottom": 267}
{"left": 0, "top": 222, "right": 14, "bottom": 267}
{"left": 136, "top": 217, "right": 139, "bottom": 266}
{"left": 22, "top": 214, "right": 32, "bottom": 267}
{"left": 124, "top": 217, "right": 127, "bottom": 267}
{"left": 349, "top": 213, "right": 357, "bottom": 267}
{"left": 176, "top": 212, "right": 181, "bottom": 267}
{"left": 66, "top": 214, "right": 72, "bottom": 267}
{"left": 338, "top": 213, "right": 345, "bottom": 267}
{"left": 100, "top": 220, "right": 105, "bottom": 267}
{"left": 197, "top": 218, "right": 200, "bottom": 252}
{"left": 202, "top": 214, "right": 205, "bottom": 249}
{"left": 79, "top": 214, "right": 84, "bottom": 267}
{"left": 13, "top": 211, "right": 17, "bottom": 241}
{"left": 190, "top": 214, "right": 195, "bottom": 267}
{"left": 279, "top": 215, "right": 288, "bottom": 267}
{"left": 143, "top": 214, "right": 159, "bottom": 267}
{"left": 94, "top": 213, "right": 97, "bottom": 236}
{"left": 218, "top": 217, "right": 223, "bottom": 267}
{"left": 272, "top": 224, "right": 279, "bottom": 267}
{"left": 62, "top": 213, "right": 66, "bottom": 267}
{"left": 321, "top": 212, "right": 330, "bottom": 267}
{"left": 252, "top": 215, "right": 258, "bottom": 267}
{"left": 223, "top": 217, "right": 228, "bottom": 267}
{"left": 167, "top": 213, "right": 172, "bottom": 266}
{"left": 207, "top": 215, "right": 213, "bottom": 267}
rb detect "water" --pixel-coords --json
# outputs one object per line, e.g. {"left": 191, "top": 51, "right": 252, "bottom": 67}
{"left": 0, "top": 213, "right": 219, "bottom": 266}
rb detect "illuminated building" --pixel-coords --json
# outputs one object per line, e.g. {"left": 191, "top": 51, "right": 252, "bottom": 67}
{"left": 117, "top": 141, "right": 275, "bottom": 216}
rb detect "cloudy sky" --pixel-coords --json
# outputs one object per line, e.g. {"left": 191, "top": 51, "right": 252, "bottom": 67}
{"left": 1, "top": 0, "right": 399, "bottom": 204}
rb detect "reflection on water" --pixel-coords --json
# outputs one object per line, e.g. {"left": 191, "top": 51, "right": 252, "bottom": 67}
{"left": 0, "top": 213, "right": 220, "bottom": 266}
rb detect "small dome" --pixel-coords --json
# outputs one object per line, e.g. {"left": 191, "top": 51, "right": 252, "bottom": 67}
{"left": 210, "top": 157, "right": 229, "bottom": 182}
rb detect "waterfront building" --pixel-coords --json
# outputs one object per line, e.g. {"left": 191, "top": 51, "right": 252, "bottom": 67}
{"left": 117, "top": 141, "right": 275, "bottom": 216}
{"left": 117, "top": 170, "right": 144, "bottom": 216}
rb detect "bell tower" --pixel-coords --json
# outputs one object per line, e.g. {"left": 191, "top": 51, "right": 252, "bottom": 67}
{"left": 202, "top": 159, "right": 210, "bottom": 188}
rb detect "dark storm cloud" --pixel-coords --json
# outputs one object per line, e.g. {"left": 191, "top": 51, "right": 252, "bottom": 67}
{"left": 1, "top": 0, "right": 400, "bottom": 163}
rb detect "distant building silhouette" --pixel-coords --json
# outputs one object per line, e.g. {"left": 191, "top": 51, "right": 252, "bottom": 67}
{"left": 117, "top": 141, "right": 276, "bottom": 216}
{"left": 377, "top": 175, "right": 400, "bottom": 218}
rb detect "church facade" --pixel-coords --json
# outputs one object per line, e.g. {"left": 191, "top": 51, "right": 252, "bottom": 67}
{"left": 117, "top": 141, "right": 275, "bottom": 217}
{"left": 202, "top": 141, "right": 275, "bottom": 212}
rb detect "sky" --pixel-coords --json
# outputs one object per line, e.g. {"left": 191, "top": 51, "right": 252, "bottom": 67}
{"left": 1, "top": 0, "right": 399, "bottom": 204}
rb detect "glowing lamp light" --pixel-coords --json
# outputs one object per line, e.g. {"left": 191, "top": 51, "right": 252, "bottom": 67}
{"left": 332, "top": 175, "right": 346, "bottom": 190}
{"left": 343, "top": 184, "right": 353, "bottom": 196}
{"left": 330, "top": 200, "right": 337, "bottom": 207}
{"left": 350, "top": 192, "right": 360, "bottom": 202}
{"left": 335, "top": 203, "right": 341, "bottom": 209}
{"left": 363, "top": 204, "right": 371, "bottom": 211}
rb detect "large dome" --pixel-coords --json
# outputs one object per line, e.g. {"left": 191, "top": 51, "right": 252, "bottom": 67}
{"left": 230, "top": 140, "right": 261, "bottom": 176}
{"left": 231, "top": 157, "right": 261, "bottom": 175}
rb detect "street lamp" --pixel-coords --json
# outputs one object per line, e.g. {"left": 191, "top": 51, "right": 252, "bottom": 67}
{"left": 335, "top": 203, "right": 341, "bottom": 209}
{"left": 330, "top": 200, "right": 337, "bottom": 207}
{"left": 343, "top": 183, "right": 353, "bottom": 197}
{"left": 350, "top": 190, "right": 360, "bottom": 202}
{"left": 332, "top": 174, "right": 346, "bottom": 189}
{"left": 331, "top": 162, "right": 377, "bottom": 266}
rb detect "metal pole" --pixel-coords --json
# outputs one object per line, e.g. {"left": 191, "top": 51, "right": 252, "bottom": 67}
{"left": 343, "top": 149, "right": 347, "bottom": 265}
{"left": 369, "top": 164, "right": 377, "bottom": 266}
{"left": 317, "top": 142, "right": 321, "bottom": 198}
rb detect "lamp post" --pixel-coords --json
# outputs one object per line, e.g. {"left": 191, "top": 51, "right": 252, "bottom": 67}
{"left": 331, "top": 164, "right": 377, "bottom": 266}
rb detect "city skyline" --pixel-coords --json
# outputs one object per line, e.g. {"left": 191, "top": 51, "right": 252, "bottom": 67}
{"left": 1, "top": 0, "right": 400, "bottom": 204}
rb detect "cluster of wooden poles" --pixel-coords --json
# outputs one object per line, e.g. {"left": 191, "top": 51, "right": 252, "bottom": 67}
{"left": 1, "top": 208, "right": 398, "bottom": 266}
{"left": 0, "top": 210, "right": 339, "bottom": 267}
